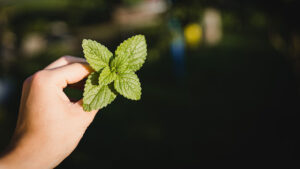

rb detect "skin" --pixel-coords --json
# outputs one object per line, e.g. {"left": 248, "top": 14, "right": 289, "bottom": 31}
{"left": 0, "top": 56, "right": 99, "bottom": 169}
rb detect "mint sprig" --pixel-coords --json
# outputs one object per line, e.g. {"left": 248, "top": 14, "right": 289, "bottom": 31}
{"left": 82, "top": 35, "right": 147, "bottom": 111}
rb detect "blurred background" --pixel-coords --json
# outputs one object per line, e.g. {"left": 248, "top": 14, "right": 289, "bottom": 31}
{"left": 0, "top": 0, "right": 299, "bottom": 168}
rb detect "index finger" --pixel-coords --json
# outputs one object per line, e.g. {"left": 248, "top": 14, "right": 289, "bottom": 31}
{"left": 44, "top": 56, "right": 87, "bottom": 70}
{"left": 49, "top": 62, "right": 93, "bottom": 88}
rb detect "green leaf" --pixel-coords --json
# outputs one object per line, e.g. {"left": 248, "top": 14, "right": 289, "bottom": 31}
{"left": 81, "top": 35, "right": 147, "bottom": 110}
{"left": 115, "top": 35, "right": 147, "bottom": 72}
{"left": 98, "top": 67, "right": 117, "bottom": 86}
{"left": 110, "top": 54, "right": 129, "bottom": 73}
{"left": 83, "top": 72, "right": 116, "bottom": 111}
{"left": 114, "top": 71, "right": 141, "bottom": 100}
{"left": 82, "top": 39, "right": 113, "bottom": 72}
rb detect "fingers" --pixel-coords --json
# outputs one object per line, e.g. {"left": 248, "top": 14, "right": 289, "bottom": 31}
{"left": 49, "top": 62, "right": 93, "bottom": 88}
{"left": 44, "top": 56, "right": 87, "bottom": 70}
{"left": 44, "top": 56, "right": 98, "bottom": 119}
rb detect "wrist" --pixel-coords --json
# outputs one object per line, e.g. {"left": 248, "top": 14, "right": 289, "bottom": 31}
{"left": 0, "top": 133, "right": 55, "bottom": 169}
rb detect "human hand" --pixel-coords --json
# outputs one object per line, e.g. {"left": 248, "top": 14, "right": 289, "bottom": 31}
{"left": 0, "top": 56, "right": 98, "bottom": 169}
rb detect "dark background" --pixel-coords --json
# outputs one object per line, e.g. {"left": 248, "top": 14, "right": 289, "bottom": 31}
{"left": 0, "top": 0, "right": 299, "bottom": 168}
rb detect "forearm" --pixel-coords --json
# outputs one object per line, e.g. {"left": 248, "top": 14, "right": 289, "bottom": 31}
{"left": 0, "top": 134, "right": 60, "bottom": 169}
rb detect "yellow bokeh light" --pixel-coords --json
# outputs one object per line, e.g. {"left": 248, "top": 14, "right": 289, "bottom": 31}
{"left": 184, "top": 23, "right": 202, "bottom": 48}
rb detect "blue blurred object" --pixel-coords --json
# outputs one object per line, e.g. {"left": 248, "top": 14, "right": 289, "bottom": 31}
{"left": 0, "top": 78, "right": 13, "bottom": 104}
{"left": 168, "top": 18, "right": 185, "bottom": 78}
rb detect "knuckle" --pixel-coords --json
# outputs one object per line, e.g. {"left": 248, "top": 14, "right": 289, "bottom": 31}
{"left": 23, "top": 76, "right": 32, "bottom": 88}
{"left": 31, "top": 70, "right": 50, "bottom": 85}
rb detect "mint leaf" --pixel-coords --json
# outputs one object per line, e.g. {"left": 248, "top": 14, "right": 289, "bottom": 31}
{"left": 82, "top": 35, "right": 147, "bottom": 111}
{"left": 114, "top": 71, "right": 141, "bottom": 100}
{"left": 82, "top": 39, "right": 112, "bottom": 72}
{"left": 98, "top": 67, "right": 117, "bottom": 86}
{"left": 110, "top": 54, "right": 129, "bottom": 73}
{"left": 83, "top": 72, "right": 116, "bottom": 111}
{"left": 115, "top": 35, "right": 147, "bottom": 72}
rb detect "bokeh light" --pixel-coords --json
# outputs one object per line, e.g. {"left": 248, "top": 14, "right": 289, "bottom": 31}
{"left": 184, "top": 23, "right": 202, "bottom": 48}
{"left": 203, "top": 8, "right": 222, "bottom": 46}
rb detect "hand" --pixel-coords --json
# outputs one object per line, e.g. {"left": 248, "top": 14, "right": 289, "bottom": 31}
{"left": 0, "top": 56, "right": 98, "bottom": 169}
